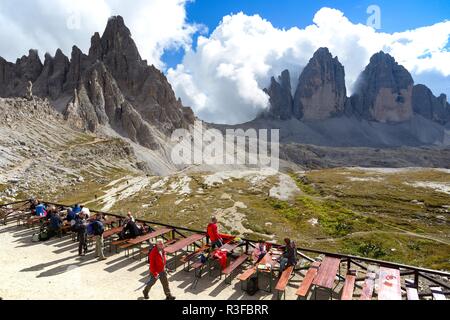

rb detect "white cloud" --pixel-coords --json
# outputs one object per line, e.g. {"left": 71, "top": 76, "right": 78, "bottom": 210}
{"left": 0, "top": 0, "right": 199, "bottom": 69}
{"left": 168, "top": 8, "right": 450, "bottom": 124}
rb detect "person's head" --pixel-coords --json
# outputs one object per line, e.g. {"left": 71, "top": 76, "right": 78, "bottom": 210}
{"left": 79, "top": 211, "right": 85, "bottom": 219}
{"left": 74, "top": 204, "right": 79, "bottom": 208}
{"left": 156, "top": 239, "right": 164, "bottom": 250}
{"left": 95, "top": 212, "right": 101, "bottom": 220}
{"left": 284, "top": 238, "right": 291, "bottom": 246}
{"left": 82, "top": 208, "right": 91, "bottom": 216}
{"left": 127, "top": 212, "right": 133, "bottom": 218}
{"left": 211, "top": 216, "right": 217, "bottom": 224}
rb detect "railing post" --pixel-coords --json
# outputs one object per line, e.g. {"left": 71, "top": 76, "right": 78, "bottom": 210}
{"left": 414, "top": 271, "right": 419, "bottom": 287}
{"left": 347, "top": 258, "right": 351, "bottom": 272}
{"left": 245, "top": 240, "right": 249, "bottom": 254}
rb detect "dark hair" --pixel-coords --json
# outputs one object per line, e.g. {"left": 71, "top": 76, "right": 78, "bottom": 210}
{"left": 284, "top": 238, "right": 291, "bottom": 245}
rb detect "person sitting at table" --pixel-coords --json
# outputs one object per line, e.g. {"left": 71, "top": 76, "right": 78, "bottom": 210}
{"left": 252, "top": 240, "right": 267, "bottom": 263}
{"left": 142, "top": 239, "right": 176, "bottom": 300}
{"left": 120, "top": 219, "right": 142, "bottom": 240}
{"left": 80, "top": 207, "right": 90, "bottom": 220}
{"left": 48, "top": 206, "right": 63, "bottom": 238}
{"left": 278, "top": 238, "right": 297, "bottom": 276}
{"left": 35, "top": 201, "right": 47, "bottom": 217}
{"left": 72, "top": 204, "right": 82, "bottom": 215}
{"left": 66, "top": 208, "right": 76, "bottom": 223}
{"left": 207, "top": 216, "right": 223, "bottom": 249}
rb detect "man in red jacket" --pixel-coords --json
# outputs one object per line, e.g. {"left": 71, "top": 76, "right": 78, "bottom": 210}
{"left": 207, "top": 216, "right": 223, "bottom": 249}
{"left": 142, "top": 239, "right": 176, "bottom": 300}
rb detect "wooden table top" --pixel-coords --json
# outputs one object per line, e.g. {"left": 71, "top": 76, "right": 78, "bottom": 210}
{"left": 378, "top": 267, "right": 402, "bottom": 300}
{"left": 312, "top": 256, "right": 341, "bottom": 289}
{"left": 165, "top": 234, "right": 205, "bottom": 254}
{"left": 127, "top": 228, "right": 173, "bottom": 245}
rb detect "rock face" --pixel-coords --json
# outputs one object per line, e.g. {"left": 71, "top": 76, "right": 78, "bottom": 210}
{"left": 263, "top": 70, "right": 293, "bottom": 120}
{"left": 0, "top": 16, "right": 194, "bottom": 151}
{"left": 293, "top": 47, "right": 347, "bottom": 120}
{"left": 350, "top": 52, "right": 414, "bottom": 123}
{"left": 0, "top": 49, "right": 43, "bottom": 98}
{"left": 412, "top": 84, "right": 450, "bottom": 125}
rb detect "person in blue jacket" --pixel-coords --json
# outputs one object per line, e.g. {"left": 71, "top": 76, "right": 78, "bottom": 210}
{"left": 35, "top": 202, "right": 47, "bottom": 217}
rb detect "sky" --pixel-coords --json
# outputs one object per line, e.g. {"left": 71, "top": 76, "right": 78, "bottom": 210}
{"left": 0, "top": 0, "right": 449, "bottom": 124}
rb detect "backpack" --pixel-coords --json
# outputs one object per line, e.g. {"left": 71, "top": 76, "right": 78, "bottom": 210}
{"left": 39, "top": 228, "right": 50, "bottom": 241}
{"left": 246, "top": 276, "right": 258, "bottom": 296}
{"left": 92, "top": 221, "right": 104, "bottom": 236}
{"left": 31, "top": 233, "right": 40, "bottom": 242}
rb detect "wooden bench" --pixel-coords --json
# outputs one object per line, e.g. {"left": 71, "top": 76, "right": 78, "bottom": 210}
{"left": 238, "top": 267, "right": 257, "bottom": 291}
{"left": 360, "top": 270, "right": 377, "bottom": 300}
{"left": 341, "top": 270, "right": 357, "bottom": 300}
{"left": 296, "top": 262, "right": 320, "bottom": 299}
{"left": 222, "top": 254, "right": 249, "bottom": 284}
{"left": 405, "top": 279, "right": 419, "bottom": 301}
{"left": 431, "top": 287, "right": 447, "bottom": 300}
{"left": 275, "top": 266, "right": 294, "bottom": 300}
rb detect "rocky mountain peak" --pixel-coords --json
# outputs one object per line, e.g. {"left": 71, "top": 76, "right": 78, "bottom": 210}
{"left": 293, "top": 47, "right": 347, "bottom": 120}
{"left": 351, "top": 51, "right": 414, "bottom": 123}
{"left": 263, "top": 69, "right": 293, "bottom": 120}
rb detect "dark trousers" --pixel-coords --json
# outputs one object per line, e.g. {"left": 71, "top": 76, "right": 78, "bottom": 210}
{"left": 143, "top": 272, "right": 172, "bottom": 298}
{"left": 211, "top": 239, "right": 223, "bottom": 249}
{"left": 78, "top": 231, "right": 87, "bottom": 255}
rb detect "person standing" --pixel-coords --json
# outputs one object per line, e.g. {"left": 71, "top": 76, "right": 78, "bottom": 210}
{"left": 75, "top": 212, "right": 88, "bottom": 256}
{"left": 91, "top": 213, "right": 106, "bottom": 261}
{"left": 142, "top": 239, "right": 176, "bottom": 300}
{"left": 207, "top": 216, "right": 223, "bottom": 249}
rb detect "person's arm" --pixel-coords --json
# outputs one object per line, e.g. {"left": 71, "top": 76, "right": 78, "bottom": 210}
{"left": 213, "top": 224, "right": 222, "bottom": 241}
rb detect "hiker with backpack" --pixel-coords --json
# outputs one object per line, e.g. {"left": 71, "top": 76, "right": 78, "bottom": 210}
{"left": 142, "top": 239, "right": 176, "bottom": 301}
{"left": 90, "top": 213, "right": 106, "bottom": 261}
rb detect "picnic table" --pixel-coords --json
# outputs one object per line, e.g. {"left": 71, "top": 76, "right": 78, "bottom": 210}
{"left": 164, "top": 234, "right": 206, "bottom": 269}
{"left": 255, "top": 251, "right": 282, "bottom": 293}
{"left": 220, "top": 242, "right": 240, "bottom": 253}
{"left": 312, "top": 256, "right": 341, "bottom": 299}
{"left": 127, "top": 228, "right": 173, "bottom": 245}
{"left": 378, "top": 267, "right": 402, "bottom": 300}
{"left": 165, "top": 234, "right": 206, "bottom": 254}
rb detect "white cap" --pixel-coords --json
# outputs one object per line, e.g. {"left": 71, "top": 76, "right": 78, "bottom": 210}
{"left": 81, "top": 208, "right": 90, "bottom": 215}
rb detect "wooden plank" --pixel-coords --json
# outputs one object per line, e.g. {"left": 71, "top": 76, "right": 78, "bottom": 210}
{"left": 405, "top": 279, "right": 419, "bottom": 301}
{"left": 360, "top": 272, "right": 376, "bottom": 301}
{"left": 103, "top": 227, "right": 123, "bottom": 239}
{"left": 127, "top": 228, "right": 172, "bottom": 245}
{"left": 378, "top": 267, "right": 402, "bottom": 300}
{"left": 220, "top": 242, "right": 240, "bottom": 252}
{"left": 238, "top": 267, "right": 257, "bottom": 281}
{"left": 275, "top": 266, "right": 294, "bottom": 291}
{"left": 341, "top": 271, "right": 357, "bottom": 300}
{"left": 165, "top": 234, "right": 205, "bottom": 254}
{"left": 313, "top": 256, "right": 341, "bottom": 289}
{"left": 223, "top": 254, "right": 249, "bottom": 275}
{"left": 296, "top": 262, "right": 321, "bottom": 297}
{"left": 431, "top": 287, "right": 447, "bottom": 300}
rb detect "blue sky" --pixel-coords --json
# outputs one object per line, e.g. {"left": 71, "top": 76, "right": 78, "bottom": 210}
{"left": 162, "top": 0, "right": 450, "bottom": 69}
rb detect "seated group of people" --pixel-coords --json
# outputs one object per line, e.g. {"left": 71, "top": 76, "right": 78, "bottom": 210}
{"left": 206, "top": 215, "right": 298, "bottom": 275}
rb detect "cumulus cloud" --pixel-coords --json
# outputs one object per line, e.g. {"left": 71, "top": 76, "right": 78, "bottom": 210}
{"left": 168, "top": 8, "right": 450, "bottom": 124}
{"left": 0, "top": 0, "right": 200, "bottom": 69}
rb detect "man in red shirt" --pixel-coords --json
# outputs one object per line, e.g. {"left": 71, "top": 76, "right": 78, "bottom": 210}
{"left": 142, "top": 239, "right": 176, "bottom": 300}
{"left": 207, "top": 216, "right": 223, "bottom": 249}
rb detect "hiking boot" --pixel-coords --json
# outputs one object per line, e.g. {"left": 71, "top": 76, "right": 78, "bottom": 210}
{"left": 166, "top": 295, "right": 176, "bottom": 301}
{"left": 142, "top": 291, "right": 149, "bottom": 300}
